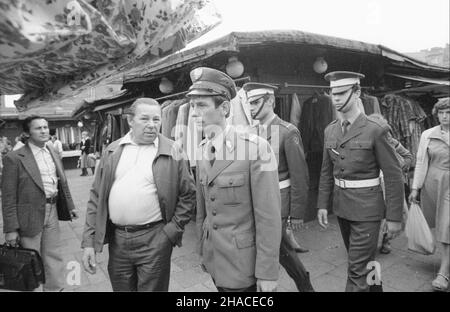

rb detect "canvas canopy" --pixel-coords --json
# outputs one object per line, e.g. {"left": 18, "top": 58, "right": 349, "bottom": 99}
{"left": 0, "top": 0, "right": 221, "bottom": 113}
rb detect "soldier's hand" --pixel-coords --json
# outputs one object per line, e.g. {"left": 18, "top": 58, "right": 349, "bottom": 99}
{"left": 5, "top": 231, "right": 20, "bottom": 247}
{"left": 82, "top": 247, "right": 97, "bottom": 274}
{"left": 317, "top": 209, "right": 328, "bottom": 229}
{"left": 408, "top": 189, "right": 419, "bottom": 204}
{"left": 290, "top": 218, "right": 304, "bottom": 231}
{"left": 386, "top": 221, "right": 402, "bottom": 239}
{"left": 257, "top": 279, "right": 277, "bottom": 292}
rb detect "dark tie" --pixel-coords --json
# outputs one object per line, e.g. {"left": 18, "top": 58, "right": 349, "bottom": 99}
{"left": 209, "top": 145, "right": 216, "bottom": 167}
{"left": 342, "top": 120, "right": 350, "bottom": 136}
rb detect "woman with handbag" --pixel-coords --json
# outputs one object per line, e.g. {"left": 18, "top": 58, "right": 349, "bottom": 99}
{"left": 409, "top": 98, "right": 450, "bottom": 292}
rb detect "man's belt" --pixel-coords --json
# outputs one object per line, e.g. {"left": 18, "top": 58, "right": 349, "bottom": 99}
{"left": 114, "top": 220, "right": 164, "bottom": 233}
{"left": 334, "top": 177, "right": 380, "bottom": 189}
{"left": 279, "top": 179, "right": 291, "bottom": 190}
{"left": 46, "top": 195, "right": 58, "bottom": 204}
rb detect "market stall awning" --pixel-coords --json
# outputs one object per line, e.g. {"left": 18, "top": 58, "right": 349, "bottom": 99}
{"left": 0, "top": 0, "right": 221, "bottom": 112}
{"left": 385, "top": 73, "right": 450, "bottom": 86}
{"left": 124, "top": 30, "right": 450, "bottom": 84}
{"left": 382, "top": 72, "right": 450, "bottom": 98}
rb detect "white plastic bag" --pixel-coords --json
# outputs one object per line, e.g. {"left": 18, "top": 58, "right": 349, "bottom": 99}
{"left": 405, "top": 202, "right": 435, "bottom": 255}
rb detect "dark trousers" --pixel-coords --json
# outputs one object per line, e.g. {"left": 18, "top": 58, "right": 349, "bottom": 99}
{"left": 337, "top": 217, "right": 382, "bottom": 292}
{"left": 108, "top": 221, "right": 173, "bottom": 291}
{"left": 279, "top": 224, "right": 315, "bottom": 292}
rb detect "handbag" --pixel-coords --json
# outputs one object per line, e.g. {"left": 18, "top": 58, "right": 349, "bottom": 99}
{"left": 405, "top": 202, "right": 436, "bottom": 255}
{"left": 0, "top": 243, "right": 45, "bottom": 291}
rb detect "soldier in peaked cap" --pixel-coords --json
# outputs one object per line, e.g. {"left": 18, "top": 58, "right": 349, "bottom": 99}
{"left": 244, "top": 82, "right": 314, "bottom": 292}
{"left": 316, "top": 71, "right": 404, "bottom": 292}
{"left": 189, "top": 68, "right": 282, "bottom": 292}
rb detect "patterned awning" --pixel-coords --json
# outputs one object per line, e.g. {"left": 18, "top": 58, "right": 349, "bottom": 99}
{"left": 0, "top": 0, "right": 221, "bottom": 112}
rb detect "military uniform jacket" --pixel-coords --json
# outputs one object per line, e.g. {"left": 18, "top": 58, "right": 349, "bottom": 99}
{"left": 317, "top": 113, "right": 404, "bottom": 222}
{"left": 261, "top": 116, "right": 309, "bottom": 219}
{"left": 196, "top": 126, "right": 282, "bottom": 289}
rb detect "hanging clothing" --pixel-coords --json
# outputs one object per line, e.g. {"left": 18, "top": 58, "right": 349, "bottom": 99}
{"left": 274, "top": 94, "right": 291, "bottom": 122}
{"left": 229, "top": 88, "right": 253, "bottom": 129}
{"left": 414, "top": 94, "right": 439, "bottom": 129}
{"left": 380, "top": 94, "right": 426, "bottom": 164}
{"left": 299, "top": 94, "right": 336, "bottom": 154}
{"left": 161, "top": 101, "right": 173, "bottom": 138}
{"left": 289, "top": 93, "right": 301, "bottom": 128}
{"left": 174, "top": 102, "right": 190, "bottom": 149}
{"left": 356, "top": 98, "right": 365, "bottom": 114}
{"left": 161, "top": 99, "right": 187, "bottom": 140}
{"left": 360, "top": 93, "right": 381, "bottom": 115}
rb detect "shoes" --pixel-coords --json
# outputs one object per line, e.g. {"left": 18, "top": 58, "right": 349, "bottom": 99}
{"left": 380, "top": 242, "right": 392, "bottom": 254}
{"left": 432, "top": 273, "right": 449, "bottom": 292}
{"left": 294, "top": 246, "right": 309, "bottom": 253}
{"left": 380, "top": 233, "right": 392, "bottom": 254}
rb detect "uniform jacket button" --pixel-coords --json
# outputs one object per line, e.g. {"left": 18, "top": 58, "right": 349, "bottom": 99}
{"left": 341, "top": 168, "right": 345, "bottom": 172}
{"left": 213, "top": 224, "right": 218, "bottom": 230}
{"left": 212, "top": 210, "right": 217, "bottom": 216}
{"left": 341, "top": 155, "right": 345, "bottom": 159}
{"left": 229, "top": 180, "right": 233, "bottom": 185}
{"left": 341, "top": 144, "right": 345, "bottom": 148}
{"left": 210, "top": 196, "right": 215, "bottom": 201}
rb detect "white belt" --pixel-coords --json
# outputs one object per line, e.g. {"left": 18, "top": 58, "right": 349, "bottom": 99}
{"left": 279, "top": 179, "right": 291, "bottom": 189}
{"left": 334, "top": 177, "right": 380, "bottom": 189}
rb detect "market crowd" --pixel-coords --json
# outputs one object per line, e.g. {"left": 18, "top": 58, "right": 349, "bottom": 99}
{"left": 1, "top": 67, "right": 449, "bottom": 292}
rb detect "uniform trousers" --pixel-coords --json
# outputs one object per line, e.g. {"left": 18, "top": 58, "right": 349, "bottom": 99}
{"left": 279, "top": 220, "right": 314, "bottom": 292}
{"left": 337, "top": 217, "right": 382, "bottom": 292}
{"left": 107, "top": 221, "right": 173, "bottom": 291}
{"left": 20, "top": 203, "right": 65, "bottom": 291}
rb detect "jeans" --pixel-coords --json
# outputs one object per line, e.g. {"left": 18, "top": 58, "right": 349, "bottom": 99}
{"left": 107, "top": 221, "right": 173, "bottom": 291}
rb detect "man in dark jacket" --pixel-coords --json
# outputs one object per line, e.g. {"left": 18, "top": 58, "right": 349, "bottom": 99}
{"left": 81, "top": 98, "right": 196, "bottom": 291}
{"left": 2, "top": 115, "right": 79, "bottom": 291}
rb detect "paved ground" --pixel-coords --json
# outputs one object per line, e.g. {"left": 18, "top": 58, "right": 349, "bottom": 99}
{"left": 1, "top": 169, "right": 447, "bottom": 292}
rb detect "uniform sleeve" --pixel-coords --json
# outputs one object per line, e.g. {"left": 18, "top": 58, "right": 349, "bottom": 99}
{"left": 195, "top": 161, "right": 207, "bottom": 256}
{"left": 396, "top": 142, "right": 413, "bottom": 171}
{"left": 374, "top": 126, "right": 404, "bottom": 222}
{"left": 317, "top": 129, "right": 334, "bottom": 211}
{"left": 250, "top": 139, "right": 282, "bottom": 281}
{"left": 284, "top": 127, "right": 309, "bottom": 219}
{"left": 1, "top": 154, "right": 20, "bottom": 233}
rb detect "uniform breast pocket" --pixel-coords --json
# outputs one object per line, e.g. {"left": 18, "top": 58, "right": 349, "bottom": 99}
{"left": 216, "top": 173, "right": 246, "bottom": 206}
{"left": 349, "top": 141, "right": 373, "bottom": 162}
{"left": 325, "top": 141, "right": 338, "bottom": 161}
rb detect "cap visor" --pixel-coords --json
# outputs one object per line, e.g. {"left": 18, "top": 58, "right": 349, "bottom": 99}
{"left": 330, "top": 85, "right": 354, "bottom": 94}
{"left": 247, "top": 94, "right": 266, "bottom": 103}
{"left": 186, "top": 89, "right": 219, "bottom": 97}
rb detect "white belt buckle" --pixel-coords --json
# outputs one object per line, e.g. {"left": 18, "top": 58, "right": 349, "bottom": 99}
{"left": 339, "top": 178, "right": 346, "bottom": 189}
